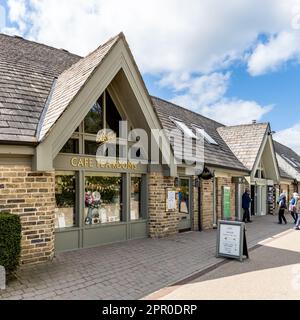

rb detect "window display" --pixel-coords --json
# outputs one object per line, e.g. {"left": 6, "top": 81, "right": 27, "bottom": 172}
{"left": 85, "top": 175, "right": 122, "bottom": 225}
{"left": 130, "top": 176, "right": 141, "bottom": 220}
{"left": 55, "top": 173, "right": 76, "bottom": 228}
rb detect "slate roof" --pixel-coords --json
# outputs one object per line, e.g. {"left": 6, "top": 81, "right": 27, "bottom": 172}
{"left": 274, "top": 140, "right": 300, "bottom": 177}
{"left": 217, "top": 123, "right": 269, "bottom": 171}
{"left": 38, "top": 34, "right": 121, "bottom": 141}
{"left": 151, "top": 96, "right": 248, "bottom": 172}
{"left": 0, "top": 34, "right": 81, "bottom": 143}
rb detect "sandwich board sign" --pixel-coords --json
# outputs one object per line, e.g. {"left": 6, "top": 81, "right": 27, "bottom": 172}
{"left": 216, "top": 220, "right": 249, "bottom": 262}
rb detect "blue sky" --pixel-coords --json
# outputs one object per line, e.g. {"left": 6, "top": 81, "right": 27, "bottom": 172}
{"left": 1, "top": 0, "right": 300, "bottom": 151}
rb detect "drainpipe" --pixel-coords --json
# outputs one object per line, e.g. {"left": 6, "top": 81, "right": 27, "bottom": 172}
{"left": 212, "top": 173, "right": 217, "bottom": 229}
{"left": 198, "top": 178, "right": 202, "bottom": 232}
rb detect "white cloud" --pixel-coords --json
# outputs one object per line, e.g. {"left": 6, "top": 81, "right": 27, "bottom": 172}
{"left": 200, "top": 100, "right": 273, "bottom": 126}
{"left": 275, "top": 124, "right": 300, "bottom": 154}
{"left": 164, "top": 72, "right": 272, "bottom": 125}
{"left": 3, "top": 0, "right": 299, "bottom": 126}
{"left": 0, "top": 5, "right": 5, "bottom": 30}
{"left": 164, "top": 72, "right": 230, "bottom": 107}
{"left": 4, "top": 0, "right": 299, "bottom": 74}
{"left": 248, "top": 31, "right": 300, "bottom": 76}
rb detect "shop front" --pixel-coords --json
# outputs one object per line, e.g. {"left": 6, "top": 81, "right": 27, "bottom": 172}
{"left": 52, "top": 89, "right": 151, "bottom": 251}
{"left": 54, "top": 155, "right": 148, "bottom": 251}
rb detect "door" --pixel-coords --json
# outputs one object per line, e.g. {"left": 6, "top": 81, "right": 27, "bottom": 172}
{"left": 178, "top": 177, "right": 192, "bottom": 231}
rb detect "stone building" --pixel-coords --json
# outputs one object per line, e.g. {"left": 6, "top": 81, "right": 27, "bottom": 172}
{"left": 0, "top": 32, "right": 299, "bottom": 265}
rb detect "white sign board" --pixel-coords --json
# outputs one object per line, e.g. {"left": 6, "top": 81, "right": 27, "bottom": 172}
{"left": 219, "top": 224, "right": 241, "bottom": 257}
{"left": 58, "top": 213, "right": 66, "bottom": 229}
{"left": 216, "top": 220, "right": 248, "bottom": 262}
{"left": 167, "top": 190, "right": 176, "bottom": 211}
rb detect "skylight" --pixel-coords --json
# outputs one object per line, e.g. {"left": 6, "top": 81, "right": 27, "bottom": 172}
{"left": 292, "top": 158, "right": 300, "bottom": 167}
{"left": 282, "top": 155, "right": 298, "bottom": 168}
{"left": 172, "top": 119, "right": 196, "bottom": 139}
{"left": 194, "top": 127, "right": 218, "bottom": 145}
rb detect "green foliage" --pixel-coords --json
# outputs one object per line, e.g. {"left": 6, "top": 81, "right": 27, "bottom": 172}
{"left": 0, "top": 212, "right": 22, "bottom": 273}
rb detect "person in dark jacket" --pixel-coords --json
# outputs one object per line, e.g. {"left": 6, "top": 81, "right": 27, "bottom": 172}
{"left": 242, "top": 189, "right": 252, "bottom": 223}
{"left": 278, "top": 192, "right": 287, "bottom": 224}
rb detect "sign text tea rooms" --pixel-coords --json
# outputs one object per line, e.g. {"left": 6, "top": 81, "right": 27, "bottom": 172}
{"left": 70, "top": 156, "right": 138, "bottom": 170}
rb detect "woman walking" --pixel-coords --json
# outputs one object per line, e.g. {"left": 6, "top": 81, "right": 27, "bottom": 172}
{"left": 278, "top": 192, "right": 287, "bottom": 225}
{"left": 294, "top": 197, "right": 300, "bottom": 230}
{"left": 289, "top": 193, "right": 299, "bottom": 224}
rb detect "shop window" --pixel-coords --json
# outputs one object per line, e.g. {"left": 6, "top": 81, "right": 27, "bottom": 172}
{"left": 60, "top": 138, "right": 79, "bottom": 154}
{"left": 55, "top": 173, "right": 77, "bottom": 229}
{"left": 130, "top": 176, "right": 142, "bottom": 220}
{"left": 84, "top": 97, "right": 104, "bottom": 134}
{"left": 84, "top": 140, "right": 99, "bottom": 156}
{"left": 85, "top": 175, "right": 123, "bottom": 225}
{"left": 178, "top": 178, "right": 190, "bottom": 215}
{"left": 106, "top": 92, "right": 122, "bottom": 136}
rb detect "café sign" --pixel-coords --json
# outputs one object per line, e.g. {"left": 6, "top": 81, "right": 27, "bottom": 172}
{"left": 70, "top": 157, "right": 138, "bottom": 170}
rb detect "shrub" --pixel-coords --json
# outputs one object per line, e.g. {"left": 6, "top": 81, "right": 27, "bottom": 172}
{"left": 0, "top": 212, "right": 22, "bottom": 273}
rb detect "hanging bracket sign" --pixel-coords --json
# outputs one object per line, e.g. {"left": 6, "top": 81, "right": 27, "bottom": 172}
{"left": 216, "top": 220, "right": 249, "bottom": 262}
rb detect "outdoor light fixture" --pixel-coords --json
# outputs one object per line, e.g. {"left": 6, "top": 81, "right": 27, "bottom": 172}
{"left": 198, "top": 167, "right": 214, "bottom": 180}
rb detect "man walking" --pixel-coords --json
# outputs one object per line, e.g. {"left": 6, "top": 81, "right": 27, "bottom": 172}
{"left": 278, "top": 192, "right": 287, "bottom": 224}
{"left": 242, "top": 188, "right": 252, "bottom": 223}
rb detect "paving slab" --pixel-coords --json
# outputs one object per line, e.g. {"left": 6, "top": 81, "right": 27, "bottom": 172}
{"left": 0, "top": 215, "right": 294, "bottom": 300}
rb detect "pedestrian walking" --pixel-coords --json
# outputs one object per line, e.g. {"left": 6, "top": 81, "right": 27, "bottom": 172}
{"left": 278, "top": 192, "right": 287, "bottom": 224}
{"left": 242, "top": 188, "right": 252, "bottom": 223}
{"left": 289, "top": 192, "right": 299, "bottom": 224}
{"left": 294, "top": 197, "right": 300, "bottom": 230}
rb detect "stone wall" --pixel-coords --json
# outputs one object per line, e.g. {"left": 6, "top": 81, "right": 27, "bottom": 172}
{"left": 0, "top": 164, "right": 55, "bottom": 265}
{"left": 216, "top": 177, "right": 236, "bottom": 221}
{"left": 198, "top": 177, "right": 237, "bottom": 230}
{"left": 148, "top": 172, "right": 179, "bottom": 237}
{"left": 201, "top": 179, "right": 214, "bottom": 230}
{"left": 192, "top": 185, "right": 199, "bottom": 231}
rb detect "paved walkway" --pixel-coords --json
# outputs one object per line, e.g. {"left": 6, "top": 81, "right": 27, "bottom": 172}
{"left": 144, "top": 228, "right": 300, "bottom": 300}
{"left": 0, "top": 214, "right": 294, "bottom": 300}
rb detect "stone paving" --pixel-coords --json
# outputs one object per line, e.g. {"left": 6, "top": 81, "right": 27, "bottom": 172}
{"left": 0, "top": 214, "right": 294, "bottom": 300}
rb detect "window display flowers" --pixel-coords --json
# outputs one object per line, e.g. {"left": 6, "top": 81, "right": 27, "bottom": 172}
{"left": 85, "top": 191, "right": 101, "bottom": 225}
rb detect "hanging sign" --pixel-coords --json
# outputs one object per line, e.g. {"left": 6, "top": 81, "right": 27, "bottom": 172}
{"left": 216, "top": 220, "right": 249, "bottom": 262}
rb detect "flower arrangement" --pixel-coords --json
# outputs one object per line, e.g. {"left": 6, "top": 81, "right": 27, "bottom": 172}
{"left": 85, "top": 191, "right": 102, "bottom": 225}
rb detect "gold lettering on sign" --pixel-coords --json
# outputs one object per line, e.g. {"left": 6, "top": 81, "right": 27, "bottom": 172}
{"left": 71, "top": 157, "right": 137, "bottom": 170}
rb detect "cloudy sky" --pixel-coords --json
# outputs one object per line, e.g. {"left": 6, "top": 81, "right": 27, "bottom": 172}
{"left": 1, "top": 0, "right": 300, "bottom": 152}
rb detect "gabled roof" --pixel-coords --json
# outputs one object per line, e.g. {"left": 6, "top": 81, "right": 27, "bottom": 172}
{"left": 0, "top": 33, "right": 81, "bottom": 143}
{"left": 151, "top": 96, "right": 248, "bottom": 172}
{"left": 38, "top": 34, "right": 121, "bottom": 141}
{"left": 217, "top": 123, "right": 269, "bottom": 171}
{"left": 274, "top": 140, "right": 300, "bottom": 178}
